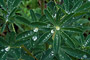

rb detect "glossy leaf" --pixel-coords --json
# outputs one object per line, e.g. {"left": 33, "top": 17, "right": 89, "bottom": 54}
{"left": 16, "top": 30, "right": 34, "bottom": 40}
{"left": 36, "top": 31, "right": 52, "bottom": 45}
{"left": 44, "top": 10, "right": 55, "bottom": 25}
{"left": 63, "top": 47, "right": 90, "bottom": 59}
{"left": 53, "top": 31, "right": 61, "bottom": 54}
{"left": 61, "top": 31, "right": 75, "bottom": 48}
{"left": 30, "top": 10, "right": 37, "bottom": 22}
{"left": 16, "top": 16, "right": 31, "bottom": 25}
{"left": 75, "top": 2, "right": 90, "bottom": 12}
{"left": 0, "top": 37, "right": 8, "bottom": 46}
{"left": 62, "top": 27, "right": 83, "bottom": 32}
{"left": 41, "top": 49, "right": 54, "bottom": 60}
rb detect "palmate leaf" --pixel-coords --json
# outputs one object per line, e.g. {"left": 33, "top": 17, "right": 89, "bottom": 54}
{"left": 62, "top": 47, "right": 90, "bottom": 59}
{"left": 53, "top": 31, "right": 61, "bottom": 54}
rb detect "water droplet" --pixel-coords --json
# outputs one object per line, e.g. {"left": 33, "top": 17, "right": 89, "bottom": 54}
{"left": 33, "top": 28, "right": 38, "bottom": 32}
{"left": 53, "top": 14, "right": 56, "bottom": 18}
{"left": 6, "top": 19, "right": 8, "bottom": 22}
{"left": 56, "top": 26, "right": 60, "bottom": 30}
{"left": 47, "top": 24, "right": 51, "bottom": 28}
{"left": 83, "top": 55, "right": 87, "bottom": 58}
{"left": 88, "top": 0, "right": 90, "bottom": 1}
{"left": 32, "top": 36, "right": 37, "bottom": 41}
{"left": 73, "top": 17, "right": 75, "bottom": 19}
{"left": 80, "top": 24, "right": 83, "bottom": 25}
{"left": 1, "top": 49, "right": 4, "bottom": 52}
{"left": 28, "top": 33, "right": 30, "bottom": 36}
{"left": 25, "top": 35, "right": 27, "bottom": 37}
{"left": 51, "top": 30, "right": 54, "bottom": 33}
{"left": 5, "top": 46, "right": 10, "bottom": 51}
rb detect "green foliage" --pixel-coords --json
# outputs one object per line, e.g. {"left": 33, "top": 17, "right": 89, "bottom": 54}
{"left": 0, "top": 0, "right": 90, "bottom": 60}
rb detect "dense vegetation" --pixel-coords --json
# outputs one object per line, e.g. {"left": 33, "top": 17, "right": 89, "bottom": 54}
{"left": 0, "top": 0, "right": 90, "bottom": 60}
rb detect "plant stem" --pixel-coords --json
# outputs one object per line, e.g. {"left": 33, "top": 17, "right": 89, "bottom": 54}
{"left": 21, "top": 45, "right": 38, "bottom": 60}
{"left": 41, "top": 0, "right": 45, "bottom": 15}
{"left": 12, "top": 23, "right": 16, "bottom": 33}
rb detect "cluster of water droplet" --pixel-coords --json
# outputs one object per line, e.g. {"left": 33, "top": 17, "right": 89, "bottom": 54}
{"left": 20, "top": 31, "right": 33, "bottom": 40}
{"left": 83, "top": 39, "right": 89, "bottom": 47}
{"left": 42, "top": 33, "right": 51, "bottom": 42}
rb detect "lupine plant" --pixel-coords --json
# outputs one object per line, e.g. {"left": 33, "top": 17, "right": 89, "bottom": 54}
{"left": 0, "top": 0, "right": 90, "bottom": 60}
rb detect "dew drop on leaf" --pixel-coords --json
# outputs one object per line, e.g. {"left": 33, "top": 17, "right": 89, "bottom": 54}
{"left": 51, "top": 30, "right": 54, "bottom": 33}
{"left": 32, "top": 36, "right": 37, "bottom": 41}
{"left": 1, "top": 49, "right": 4, "bottom": 52}
{"left": 83, "top": 55, "right": 87, "bottom": 58}
{"left": 33, "top": 28, "right": 38, "bottom": 32}
{"left": 5, "top": 46, "right": 10, "bottom": 51}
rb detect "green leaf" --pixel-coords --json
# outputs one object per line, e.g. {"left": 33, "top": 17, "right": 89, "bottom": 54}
{"left": 63, "top": 0, "right": 70, "bottom": 13}
{"left": 62, "top": 27, "right": 83, "bottom": 33}
{"left": 61, "top": 31, "right": 75, "bottom": 48}
{"left": 53, "top": 31, "right": 61, "bottom": 54}
{"left": 30, "top": 10, "right": 37, "bottom": 22}
{"left": 0, "top": 0, "right": 6, "bottom": 11}
{"left": 9, "top": 32, "right": 16, "bottom": 44}
{"left": 75, "top": 2, "right": 90, "bottom": 12}
{"left": 62, "top": 47, "right": 90, "bottom": 59}
{"left": 14, "top": 39, "right": 29, "bottom": 46}
{"left": 60, "top": 13, "right": 74, "bottom": 26}
{"left": 56, "top": 8, "right": 61, "bottom": 22}
{"left": 44, "top": 10, "right": 55, "bottom": 25}
{"left": 41, "top": 49, "right": 54, "bottom": 60}
{"left": 0, "top": 37, "right": 8, "bottom": 46}
{"left": 16, "top": 16, "right": 31, "bottom": 25}
{"left": 70, "top": 0, "right": 83, "bottom": 13}
{"left": 16, "top": 30, "right": 34, "bottom": 40}
{"left": 9, "top": 8, "right": 17, "bottom": 17}
{"left": 83, "top": 34, "right": 90, "bottom": 46}
{"left": 59, "top": 49, "right": 71, "bottom": 60}
{"left": 30, "top": 22, "right": 47, "bottom": 28}
{"left": 0, "top": 23, "right": 6, "bottom": 33}
{"left": 36, "top": 31, "right": 52, "bottom": 45}
{"left": 12, "top": 0, "right": 21, "bottom": 8}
